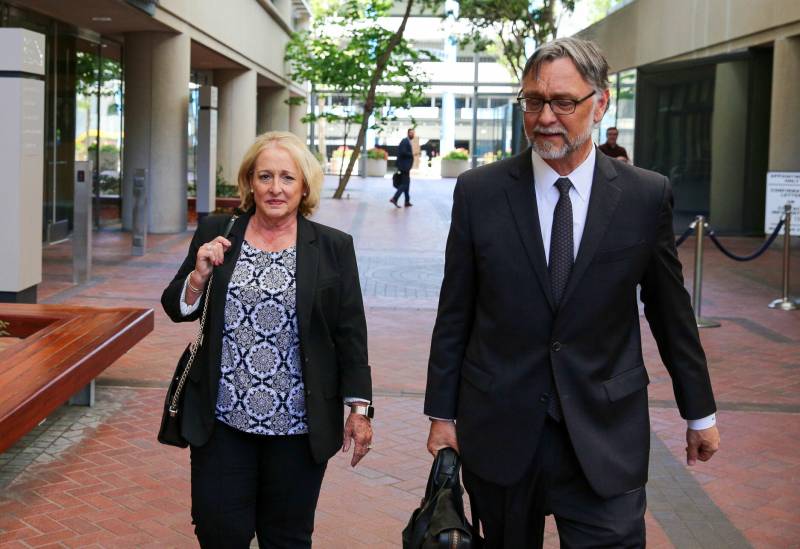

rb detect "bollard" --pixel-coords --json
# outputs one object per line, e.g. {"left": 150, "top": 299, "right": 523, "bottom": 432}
{"left": 768, "top": 204, "right": 799, "bottom": 311}
{"left": 692, "top": 216, "right": 721, "bottom": 328}
{"left": 73, "top": 160, "right": 93, "bottom": 284}
{"left": 132, "top": 169, "right": 148, "bottom": 256}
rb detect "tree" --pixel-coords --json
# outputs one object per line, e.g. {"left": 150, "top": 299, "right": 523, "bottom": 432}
{"left": 286, "top": 0, "right": 442, "bottom": 198}
{"left": 454, "top": 0, "right": 576, "bottom": 81}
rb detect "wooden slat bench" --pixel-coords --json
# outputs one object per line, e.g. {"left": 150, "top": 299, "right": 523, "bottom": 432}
{"left": 0, "top": 304, "right": 154, "bottom": 454}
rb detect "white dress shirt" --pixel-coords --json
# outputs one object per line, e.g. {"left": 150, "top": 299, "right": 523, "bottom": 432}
{"left": 530, "top": 146, "right": 715, "bottom": 431}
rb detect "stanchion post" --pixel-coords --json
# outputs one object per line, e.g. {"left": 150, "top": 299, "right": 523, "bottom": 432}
{"left": 692, "top": 215, "right": 721, "bottom": 328}
{"left": 768, "top": 204, "right": 799, "bottom": 311}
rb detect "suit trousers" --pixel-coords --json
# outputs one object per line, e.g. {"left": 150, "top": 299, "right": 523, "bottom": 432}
{"left": 392, "top": 171, "right": 411, "bottom": 204}
{"left": 462, "top": 417, "right": 646, "bottom": 548}
{"left": 190, "top": 420, "right": 327, "bottom": 549}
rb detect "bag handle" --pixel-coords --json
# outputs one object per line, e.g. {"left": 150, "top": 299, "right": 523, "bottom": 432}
{"left": 423, "top": 447, "right": 461, "bottom": 501}
{"left": 168, "top": 215, "right": 238, "bottom": 416}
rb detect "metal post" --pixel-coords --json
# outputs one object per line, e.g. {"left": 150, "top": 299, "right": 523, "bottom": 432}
{"left": 692, "top": 216, "right": 721, "bottom": 328}
{"left": 73, "top": 160, "right": 93, "bottom": 284}
{"left": 68, "top": 380, "right": 95, "bottom": 406}
{"left": 768, "top": 204, "right": 799, "bottom": 310}
{"left": 132, "top": 169, "right": 148, "bottom": 256}
{"left": 470, "top": 52, "right": 479, "bottom": 169}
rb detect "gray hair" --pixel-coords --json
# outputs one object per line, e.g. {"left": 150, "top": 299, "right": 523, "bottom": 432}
{"left": 522, "top": 37, "right": 610, "bottom": 92}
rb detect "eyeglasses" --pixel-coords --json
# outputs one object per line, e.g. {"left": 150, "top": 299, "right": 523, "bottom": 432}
{"left": 516, "top": 91, "right": 596, "bottom": 115}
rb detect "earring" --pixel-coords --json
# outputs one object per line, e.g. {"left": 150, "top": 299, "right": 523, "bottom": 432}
{"left": 250, "top": 188, "right": 254, "bottom": 193}
{"left": 303, "top": 193, "right": 308, "bottom": 197}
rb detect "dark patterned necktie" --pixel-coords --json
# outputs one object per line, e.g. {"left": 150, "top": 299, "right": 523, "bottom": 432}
{"left": 549, "top": 177, "right": 574, "bottom": 307}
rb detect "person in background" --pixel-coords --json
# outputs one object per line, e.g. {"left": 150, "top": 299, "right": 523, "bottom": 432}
{"left": 598, "top": 126, "right": 630, "bottom": 163}
{"left": 390, "top": 128, "right": 415, "bottom": 208}
{"left": 162, "top": 131, "right": 374, "bottom": 548}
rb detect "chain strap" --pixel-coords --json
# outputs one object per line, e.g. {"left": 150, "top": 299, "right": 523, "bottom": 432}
{"left": 168, "top": 215, "right": 237, "bottom": 416}
{"left": 168, "top": 271, "right": 214, "bottom": 416}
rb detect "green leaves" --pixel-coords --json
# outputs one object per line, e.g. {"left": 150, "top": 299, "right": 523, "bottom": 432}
{"left": 285, "top": 0, "right": 444, "bottom": 196}
{"left": 454, "top": 0, "right": 576, "bottom": 80}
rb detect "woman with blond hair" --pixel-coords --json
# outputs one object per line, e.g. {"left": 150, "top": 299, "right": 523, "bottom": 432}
{"left": 162, "top": 131, "right": 373, "bottom": 548}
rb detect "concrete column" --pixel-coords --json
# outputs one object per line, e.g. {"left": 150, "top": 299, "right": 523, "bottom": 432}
{"left": 441, "top": 92, "right": 456, "bottom": 155}
{"left": 123, "top": 31, "right": 190, "bottom": 233}
{"left": 289, "top": 98, "right": 307, "bottom": 141}
{"left": 257, "top": 86, "right": 291, "bottom": 135}
{"left": 709, "top": 61, "right": 748, "bottom": 233}
{"left": 216, "top": 69, "right": 257, "bottom": 186}
{"left": 769, "top": 36, "right": 800, "bottom": 172}
{"left": 0, "top": 29, "right": 45, "bottom": 303}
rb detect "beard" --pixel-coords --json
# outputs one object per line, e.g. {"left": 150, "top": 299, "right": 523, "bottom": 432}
{"left": 527, "top": 118, "right": 595, "bottom": 160}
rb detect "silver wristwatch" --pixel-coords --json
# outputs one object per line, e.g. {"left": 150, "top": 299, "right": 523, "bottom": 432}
{"left": 350, "top": 403, "right": 374, "bottom": 419}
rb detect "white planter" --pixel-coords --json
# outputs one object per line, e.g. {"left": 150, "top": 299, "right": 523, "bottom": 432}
{"left": 366, "top": 158, "right": 387, "bottom": 177}
{"left": 441, "top": 158, "right": 470, "bottom": 178}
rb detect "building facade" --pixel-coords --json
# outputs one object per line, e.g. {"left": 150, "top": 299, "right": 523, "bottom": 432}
{"left": 0, "top": 0, "right": 310, "bottom": 302}
{"left": 579, "top": 0, "right": 800, "bottom": 234}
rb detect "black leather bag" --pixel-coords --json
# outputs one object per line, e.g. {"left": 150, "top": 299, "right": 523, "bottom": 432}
{"left": 157, "top": 342, "right": 196, "bottom": 447}
{"left": 157, "top": 216, "right": 237, "bottom": 448}
{"left": 402, "top": 448, "right": 479, "bottom": 549}
{"left": 392, "top": 171, "right": 402, "bottom": 188}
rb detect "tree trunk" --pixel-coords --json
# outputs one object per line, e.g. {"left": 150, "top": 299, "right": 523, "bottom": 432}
{"left": 332, "top": 0, "right": 416, "bottom": 199}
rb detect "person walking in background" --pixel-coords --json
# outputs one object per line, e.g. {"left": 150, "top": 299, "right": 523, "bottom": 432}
{"left": 598, "top": 126, "right": 630, "bottom": 163}
{"left": 162, "top": 131, "right": 374, "bottom": 548}
{"left": 390, "top": 128, "right": 415, "bottom": 208}
{"left": 425, "top": 38, "right": 719, "bottom": 547}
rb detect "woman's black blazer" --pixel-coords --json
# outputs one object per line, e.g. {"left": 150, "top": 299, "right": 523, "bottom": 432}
{"left": 161, "top": 211, "right": 372, "bottom": 463}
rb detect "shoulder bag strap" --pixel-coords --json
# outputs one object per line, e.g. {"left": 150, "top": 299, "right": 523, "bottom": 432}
{"left": 168, "top": 215, "right": 238, "bottom": 416}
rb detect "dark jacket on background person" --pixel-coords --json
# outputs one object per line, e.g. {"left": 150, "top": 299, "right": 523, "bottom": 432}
{"left": 161, "top": 211, "right": 372, "bottom": 463}
{"left": 397, "top": 137, "right": 414, "bottom": 172}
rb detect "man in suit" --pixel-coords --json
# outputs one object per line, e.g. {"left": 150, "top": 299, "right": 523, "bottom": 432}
{"left": 424, "top": 37, "right": 720, "bottom": 547}
{"left": 390, "top": 128, "right": 415, "bottom": 207}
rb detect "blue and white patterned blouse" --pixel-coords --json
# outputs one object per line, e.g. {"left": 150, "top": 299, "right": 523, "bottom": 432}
{"left": 214, "top": 241, "right": 308, "bottom": 435}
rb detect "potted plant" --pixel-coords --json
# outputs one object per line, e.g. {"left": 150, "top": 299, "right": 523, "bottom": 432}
{"left": 441, "top": 148, "right": 470, "bottom": 178}
{"left": 331, "top": 145, "right": 353, "bottom": 175}
{"left": 366, "top": 147, "right": 388, "bottom": 176}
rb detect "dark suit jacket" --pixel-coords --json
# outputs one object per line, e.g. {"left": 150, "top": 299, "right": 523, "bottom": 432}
{"left": 162, "top": 211, "right": 372, "bottom": 463}
{"left": 424, "top": 149, "right": 716, "bottom": 498}
{"left": 397, "top": 137, "right": 413, "bottom": 172}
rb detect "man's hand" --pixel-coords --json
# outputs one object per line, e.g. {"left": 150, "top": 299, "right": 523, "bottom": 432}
{"left": 427, "top": 419, "right": 458, "bottom": 456}
{"left": 342, "top": 413, "right": 372, "bottom": 468}
{"left": 686, "top": 425, "right": 720, "bottom": 466}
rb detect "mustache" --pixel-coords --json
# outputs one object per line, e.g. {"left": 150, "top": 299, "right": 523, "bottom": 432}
{"left": 532, "top": 125, "right": 568, "bottom": 136}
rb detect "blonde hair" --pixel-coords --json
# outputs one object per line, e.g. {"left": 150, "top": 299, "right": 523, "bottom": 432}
{"left": 236, "top": 131, "right": 323, "bottom": 217}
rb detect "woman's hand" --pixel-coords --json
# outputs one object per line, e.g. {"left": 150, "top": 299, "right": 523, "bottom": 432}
{"left": 342, "top": 413, "right": 373, "bottom": 467}
{"left": 194, "top": 237, "right": 232, "bottom": 282}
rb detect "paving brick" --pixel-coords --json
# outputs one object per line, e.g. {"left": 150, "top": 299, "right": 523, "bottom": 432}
{"left": 1, "top": 175, "right": 797, "bottom": 547}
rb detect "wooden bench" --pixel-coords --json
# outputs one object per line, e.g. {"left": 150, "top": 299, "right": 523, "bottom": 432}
{"left": 0, "top": 304, "right": 154, "bottom": 454}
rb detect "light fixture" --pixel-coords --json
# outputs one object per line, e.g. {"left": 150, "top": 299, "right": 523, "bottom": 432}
{"left": 91, "top": 16, "right": 112, "bottom": 22}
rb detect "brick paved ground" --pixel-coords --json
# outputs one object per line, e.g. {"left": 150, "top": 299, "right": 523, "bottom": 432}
{"left": 1, "top": 173, "right": 798, "bottom": 548}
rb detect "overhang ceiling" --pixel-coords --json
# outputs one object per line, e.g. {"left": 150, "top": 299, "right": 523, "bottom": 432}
{"left": 11, "top": 0, "right": 172, "bottom": 35}
{"left": 191, "top": 40, "right": 244, "bottom": 70}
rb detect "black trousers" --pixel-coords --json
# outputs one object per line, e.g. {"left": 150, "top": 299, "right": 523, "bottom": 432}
{"left": 392, "top": 171, "right": 411, "bottom": 204}
{"left": 462, "top": 418, "right": 646, "bottom": 548}
{"left": 190, "top": 421, "right": 327, "bottom": 549}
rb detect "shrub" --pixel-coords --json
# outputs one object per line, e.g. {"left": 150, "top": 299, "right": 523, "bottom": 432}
{"left": 443, "top": 148, "right": 469, "bottom": 161}
{"left": 367, "top": 147, "right": 388, "bottom": 160}
{"left": 331, "top": 145, "right": 352, "bottom": 158}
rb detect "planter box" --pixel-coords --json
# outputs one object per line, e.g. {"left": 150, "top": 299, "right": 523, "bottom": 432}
{"left": 366, "top": 158, "right": 387, "bottom": 177}
{"left": 441, "top": 158, "right": 470, "bottom": 178}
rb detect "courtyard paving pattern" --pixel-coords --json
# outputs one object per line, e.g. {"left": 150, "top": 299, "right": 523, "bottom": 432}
{"left": 1, "top": 173, "right": 799, "bottom": 548}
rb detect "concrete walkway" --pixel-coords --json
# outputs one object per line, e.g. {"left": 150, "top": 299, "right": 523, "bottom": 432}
{"left": 1, "top": 174, "right": 798, "bottom": 548}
